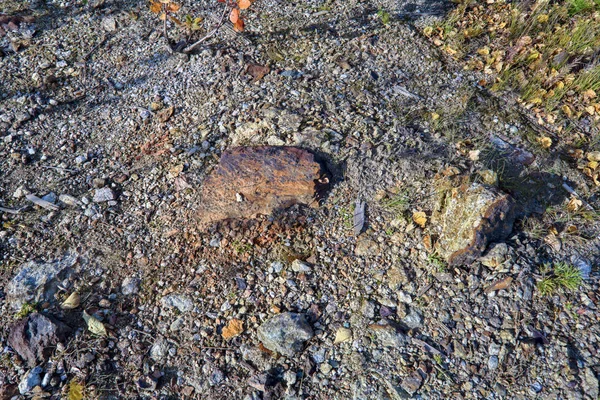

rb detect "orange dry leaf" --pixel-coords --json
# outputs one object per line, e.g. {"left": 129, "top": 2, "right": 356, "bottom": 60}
{"left": 233, "top": 17, "right": 245, "bottom": 32}
{"left": 230, "top": 8, "right": 240, "bottom": 24}
{"left": 238, "top": 0, "right": 251, "bottom": 9}
{"left": 412, "top": 211, "right": 427, "bottom": 228}
{"left": 167, "top": 2, "right": 180, "bottom": 12}
{"left": 149, "top": 1, "right": 162, "bottom": 13}
{"left": 222, "top": 319, "right": 244, "bottom": 339}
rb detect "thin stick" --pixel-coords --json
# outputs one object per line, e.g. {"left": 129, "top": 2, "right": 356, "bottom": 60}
{"left": 183, "top": 4, "right": 229, "bottom": 54}
{"left": 0, "top": 206, "right": 21, "bottom": 214}
{"left": 163, "top": 5, "right": 168, "bottom": 42}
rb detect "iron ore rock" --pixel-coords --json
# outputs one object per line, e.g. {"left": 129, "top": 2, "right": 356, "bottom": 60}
{"left": 198, "top": 146, "right": 328, "bottom": 225}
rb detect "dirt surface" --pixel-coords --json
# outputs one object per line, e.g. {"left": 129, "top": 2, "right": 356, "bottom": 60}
{"left": 1, "top": 0, "right": 599, "bottom": 399}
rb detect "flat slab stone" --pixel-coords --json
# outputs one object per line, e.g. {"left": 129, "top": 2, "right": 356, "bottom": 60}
{"left": 433, "top": 180, "right": 515, "bottom": 266}
{"left": 198, "top": 146, "right": 328, "bottom": 225}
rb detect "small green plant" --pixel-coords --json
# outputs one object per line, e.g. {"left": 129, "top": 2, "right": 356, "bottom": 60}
{"left": 16, "top": 302, "right": 37, "bottom": 319}
{"left": 377, "top": 8, "right": 391, "bottom": 25}
{"left": 428, "top": 252, "right": 447, "bottom": 273}
{"left": 537, "top": 262, "right": 583, "bottom": 296}
{"left": 231, "top": 240, "right": 252, "bottom": 254}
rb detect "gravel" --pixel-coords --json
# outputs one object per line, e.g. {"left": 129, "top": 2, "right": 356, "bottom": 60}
{"left": 0, "top": 0, "right": 599, "bottom": 398}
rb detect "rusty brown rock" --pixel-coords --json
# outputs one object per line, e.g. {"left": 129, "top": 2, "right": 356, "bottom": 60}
{"left": 197, "top": 146, "right": 328, "bottom": 225}
{"left": 8, "top": 313, "right": 72, "bottom": 368}
{"left": 433, "top": 179, "right": 515, "bottom": 266}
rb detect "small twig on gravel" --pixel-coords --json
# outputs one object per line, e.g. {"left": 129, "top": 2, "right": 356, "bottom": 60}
{"left": 0, "top": 205, "right": 22, "bottom": 214}
{"left": 81, "top": 34, "right": 110, "bottom": 62}
{"left": 40, "top": 165, "right": 79, "bottom": 173}
{"left": 562, "top": 182, "right": 595, "bottom": 211}
{"left": 25, "top": 194, "right": 60, "bottom": 211}
{"left": 183, "top": 4, "right": 229, "bottom": 54}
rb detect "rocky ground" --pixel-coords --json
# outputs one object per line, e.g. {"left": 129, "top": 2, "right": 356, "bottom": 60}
{"left": 1, "top": 0, "right": 599, "bottom": 399}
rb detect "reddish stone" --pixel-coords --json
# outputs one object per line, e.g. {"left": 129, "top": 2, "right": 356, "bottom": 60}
{"left": 198, "top": 146, "right": 328, "bottom": 225}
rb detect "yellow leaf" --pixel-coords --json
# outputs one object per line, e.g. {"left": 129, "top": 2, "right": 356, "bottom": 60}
{"left": 433, "top": 38, "right": 442, "bottom": 46}
{"left": 530, "top": 97, "right": 543, "bottom": 105}
{"left": 159, "top": 12, "right": 166, "bottom": 20}
{"left": 444, "top": 46, "right": 457, "bottom": 55}
{"left": 222, "top": 319, "right": 244, "bottom": 339}
{"left": 566, "top": 224, "right": 578, "bottom": 234}
{"left": 537, "top": 136, "right": 552, "bottom": 149}
{"left": 536, "top": 14, "right": 548, "bottom": 23}
{"left": 334, "top": 327, "right": 352, "bottom": 344}
{"left": 61, "top": 292, "right": 80, "bottom": 310}
{"left": 583, "top": 89, "right": 597, "bottom": 100}
{"left": 477, "top": 47, "right": 490, "bottom": 56}
{"left": 167, "top": 2, "right": 180, "bottom": 12}
{"left": 588, "top": 160, "right": 598, "bottom": 169}
{"left": 566, "top": 197, "right": 582, "bottom": 212}
{"left": 562, "top": 104, "right": 572, "bottom": 117}
{"left": 83, "top": 311, "right": 107, "bottom": 337}
{"left": 585, "top": 106, "right": 595, "bottom": 115}
{"left": 412, "top": 211, "right": 427, "bottom": 228}
{"left": 588, "top": 151, "right": 600, "bottom": 162}
{"left": 67, "top": 380, "right": 84, "bottom": 400}
{"left": 423, "top": 26, "right": 433, "bottom": 36}
{"left": 431, "top": 112, "right": 440, "bottom": 121}
{"left": 555, "top": 81, "right": 564, "bottom": 90}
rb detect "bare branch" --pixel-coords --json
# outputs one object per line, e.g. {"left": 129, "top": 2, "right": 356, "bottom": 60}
{"left": 183, "top": 4, "right": 229, "bottom": 54}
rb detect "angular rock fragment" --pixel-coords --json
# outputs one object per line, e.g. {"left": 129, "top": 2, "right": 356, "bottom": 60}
{"left": 433, "top": 179, "right": 515, "bottom": 266}
{"left": 198, "top": 146, "right": 328, "bottom": 225}
{"left": 8, "top": 313, "right": 72, "bottom": 368}
{"left": 257, "top": 312, "right": 313, "bottom": 357}
{"left": 7, "top": 253, "right": 78, "bottom": 311}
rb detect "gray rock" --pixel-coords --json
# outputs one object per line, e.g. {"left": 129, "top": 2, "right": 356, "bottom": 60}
{"left": 41, "top": 192, "right": 57, "bottom": 204}
{"left": 573, "top": 257, "right": 592, "bottom": 280}
{"left": 401, "top": 370, "right": 423, "bottom": 395}
{"left": 58, "top": 194, "right": 81, "bottom": 206}
{"left": 582, "top": 368, "right": 599, "bottom": 399}
{"left": 93, "top": 187, "right": 116, "bottom": 203}
{"left": 7, "top": 253, "right": 78, "bottom": 311}
{"left": 8, "top": 313, "right": 72, "bottom": 367}
{"left": 170, "top": 316, "right": 185, "bottom": 332}
{"left": 291, "top": 259, "right": 311, "bottom": 272}
{"left": 150, "top": 339, "right": 168, "bottom": 362}
{"left": 247, "top": 373, "right": 269, "bottom": 392}
{"left": 354, "top": 238, "right": 378, "bottom": 256}
{"left": 161, "top": 294, "right": 193, "bottom": 313}
{"left": 368, "top": 324, "right": 410, "bottom": 347}
{"left": 121, "top": 277, "right": 141, "bottom": 295}
{"left": 488, "top": 356, "right": 499, "bottom": 370}
{"left": 101, "top": 16, "right": 117, "bottom": 32}
{"left": 479, "top": 243, "right": 509, "bottom": 268}
{"left": 18, "top": 366, "right": 43, "bottom": 395}
{"left": 283, "top": 370, "right": 297, "bottom": 386}
{"left": 257, "top": 313, "right": 313, "bottom": 357}
{"left": 402, "top": 307, "right": 424, "bottom": 330}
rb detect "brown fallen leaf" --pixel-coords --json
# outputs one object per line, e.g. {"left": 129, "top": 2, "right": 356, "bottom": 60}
{"left": 484, "top": 276, "right": 513, "bottom": 293}
{"left": 246, "top": 63, "right": 270, "bottom": 83}
{"left": 422, "top": 234, "right": 432, "bottom": 252}
{"left": 222, "top": 318, "right": 244, "bottom": 339}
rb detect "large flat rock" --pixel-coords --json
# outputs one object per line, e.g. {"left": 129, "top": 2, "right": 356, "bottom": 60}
{"left": 197, "top": 146, "right": 328, "bottom": 225}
